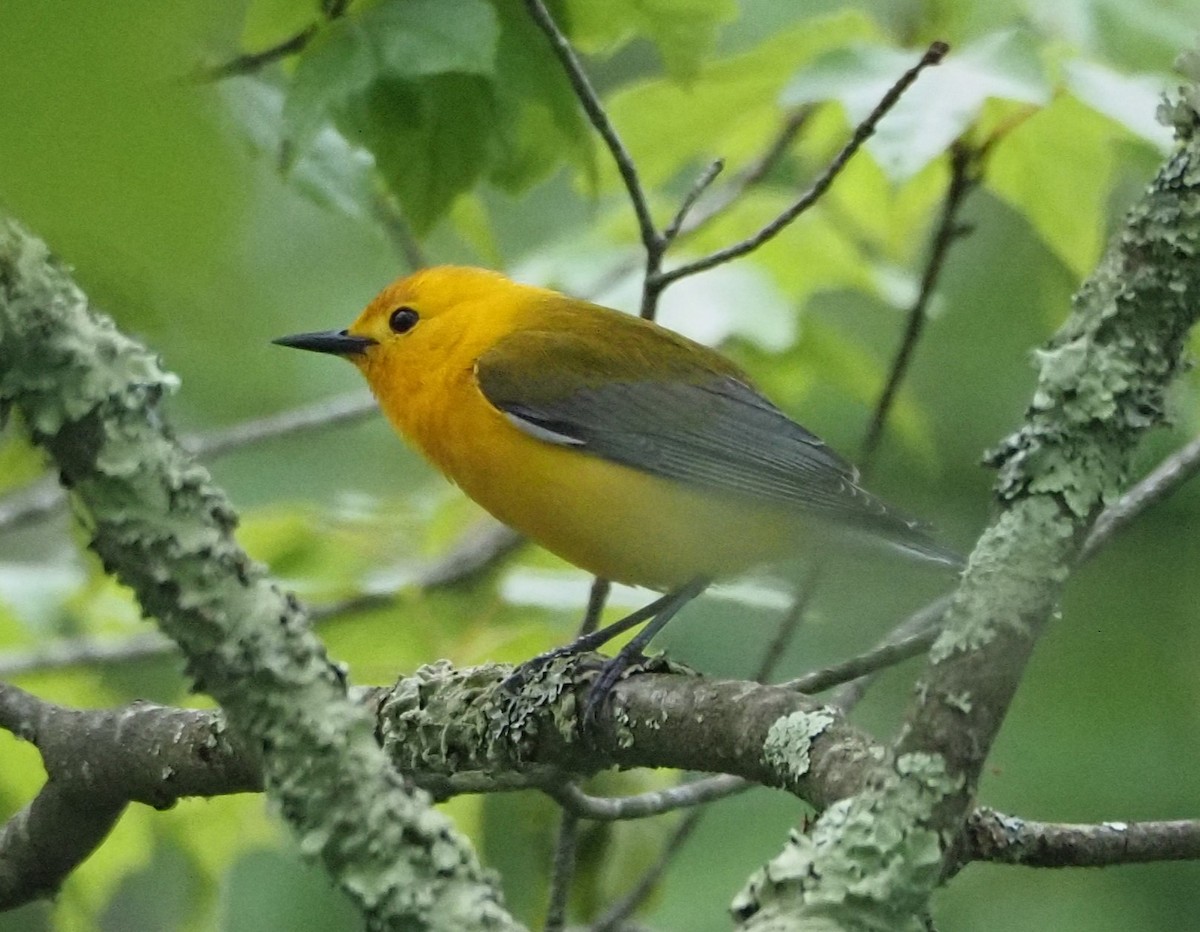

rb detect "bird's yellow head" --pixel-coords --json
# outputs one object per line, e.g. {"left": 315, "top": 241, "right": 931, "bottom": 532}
{"left": 274, "top": 265, "right": 552, "bottom": 385}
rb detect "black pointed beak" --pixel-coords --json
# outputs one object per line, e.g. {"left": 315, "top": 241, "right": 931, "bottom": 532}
{"left": 272, "top": 329, "right": 377, "bottom": 356}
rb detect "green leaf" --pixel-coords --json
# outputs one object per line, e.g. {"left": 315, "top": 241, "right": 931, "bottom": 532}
{"left": 986, "top": 94, "right": 1117, "bottom": 276}
{"left": 1063, "top": 59, "right": 1173, "bottom": 148}
{"left": 566, "top": 0, "right": 737, "bottom": 80}
{"left": 239, "top": 0, "right": 315, "bottom": 54}
{"left": 339, "top": 75, "right": 498, "bottom": 233}
{"left": 488, "top": 0, "right": 595, "bottom": 192}
{"left": 282, "top": 0, "right": 499, "bottom": 158}
{"left": 223, "top": 78, "right": 377, "bottom": 222}
{"left": 783, "top": 30, "right": 1050, "bottom": 179}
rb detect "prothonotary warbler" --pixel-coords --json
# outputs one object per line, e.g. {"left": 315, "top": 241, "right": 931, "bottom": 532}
{"left": 275, "top": 266, "right": 960, "bottom": 710}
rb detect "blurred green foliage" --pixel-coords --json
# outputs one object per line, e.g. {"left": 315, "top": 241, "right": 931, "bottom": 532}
{"left": 1, "top": 0, "right": 1198, "bottom": 930}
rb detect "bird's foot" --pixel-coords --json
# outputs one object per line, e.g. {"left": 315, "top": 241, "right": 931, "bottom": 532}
{"left": 501, "top": 642, "right": 587, "bottom": 692}
{"left": 581, "top": 650, "right": 642, "bottom": 730}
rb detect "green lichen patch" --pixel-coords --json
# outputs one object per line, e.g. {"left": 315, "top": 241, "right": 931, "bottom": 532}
{"left": 763, "top": 708, "right": 836, "bottom": 788}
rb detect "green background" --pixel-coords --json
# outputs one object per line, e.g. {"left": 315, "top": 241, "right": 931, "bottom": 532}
{"left": 0, "top": 1, "right": 1197, "bottom": 929}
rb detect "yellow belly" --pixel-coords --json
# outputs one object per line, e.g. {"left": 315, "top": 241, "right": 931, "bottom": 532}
{"left": 399, "top": 382, "right": 800, "bottom": 589}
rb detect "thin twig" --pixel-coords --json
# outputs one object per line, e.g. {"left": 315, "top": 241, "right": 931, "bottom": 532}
{"left": 578, "top": 577, "right": 612, "bottom": 637}
{"left": 371, "top": 189, "right": 429, "bottom": 272}
{"left": 0, "top": 632, "right": 173, "bottom": 679}
{"left": 0, "top": 392, "right": 378, "bottom": 534}
{"left": 795, "top": 594, "right": 951, "bottom": 701}
{"left": 0, "top": 475, "right": 63, "bottom": 533}
{"left": 759, "top": 141, "right": 977, "bottom": 695}
{"left": 678, "top": 106, "right": 816, "bottom": 241}
{"left": 860, "top": 141, "right": 979, "bottom": 470}
{"left": 1081, "top": 433, "right": 1200, "bottom": 560}
{"left": 540, "top": 575, "right": 615, "bottom": 925}
{"left": 543, "top": 812, "right": 579, "bottom": 932}
{"left": 523, "top": 0, "right": 658, "bottom": 256}
{"left": 753, "top": 561, "right": 825, "bottom": 682}
{"left": 661, "top": 159, "right": 725, "bottom": 246}
{"left": 188, "top": 391, "right": 377, "bottom": 459}
{"left": 195, "top": 0, "right": 351, "bottom": 83}
{"left": 589, "top": 813, "right": 703, "bottom": 932}
{"left": 550, "top": 775, "right": 749, "bottom": 822}
{"left": 818, "top": 427, "right": 1200, "bottom": 710}
{"left": 654, "top": 42, "right": 949, "bottom": 290}
{"left": 196, "top": 25, "right": 319, "bottom": 82}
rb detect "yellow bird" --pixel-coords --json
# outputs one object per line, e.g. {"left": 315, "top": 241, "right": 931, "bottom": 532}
{"left": 275, "top": 266, "right": 958, "bottom": 706}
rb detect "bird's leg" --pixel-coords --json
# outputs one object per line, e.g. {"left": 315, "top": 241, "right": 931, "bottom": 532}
{"left": 582, "top": 577, "right": 708, "bottom": 726}
{"left": 502, "top": 588, "right": 685, "bottom": 691}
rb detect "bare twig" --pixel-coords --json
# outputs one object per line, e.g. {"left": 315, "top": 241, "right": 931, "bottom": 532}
{"left": 753, "top": 562, "right": 826, "bottom": 682}
{"left": 0, "top": 521, "right": 522, "bottom": 678}
{"left": 0, "top": 632, "right": 173, "bottom": 679}
{"left": 654, "top": 42, "right": 949, "bottom": 289}
{"left": 371, "top": 189, "right": 429, "bottom": 272}
{"left": 760, "top": 140, "right": 978, "bottom": 703}
{"left": 195, "top": 0, "right": 350, "bottom": 82}
{"left": 543, "top": 812, "right": 579, "bottom": 932}
{"left": 965, "top": 808, "right": 1200, "bottom": 869}
{"left": 820, "top": 595, "right": 951, "bottom": 711}
{"left": 860, "top": 141, "right": 980, "bottom": 469}
{"left": 0, "top": 474, "right": 62, "bottom": 533}
{"left": 678, "top": 106, "right": 815, "bottom": 240}
{"left": 578, "top": 577, "right": 612, "bottom": 638}
{"left": 0, "top": 391, "right": 378, "bottom": 534}
{"left": 549, "top": 775, "right": 748, "bottom": 822}
{"left": 523, "top": 0, "right": 658, "bottom": 255}
{"left": 1081, "top": 433, "right": 1200, "bottom": 560}
{"left": 541, "top": 572, "right": 615, "bottom": 927}
{"left": 661, "top": 159, "right": 725, "bottom": 246}
{"left": 818, "top": 427, "right": 1200, "bottom": 711}
{"left": 187, "top": 391, "right": 377, "bottom": 459}
{"left": 589, "top": 813, "right": 703, "bottom": 932}
{"left": 196, "top": 26, "right": 318, "bottom": 82}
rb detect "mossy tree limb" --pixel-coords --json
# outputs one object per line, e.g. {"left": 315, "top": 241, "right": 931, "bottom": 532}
{"left": 0, "top": 219, "right": 519, "bottom": 932}
{"left": 733, "top": 76, "right": 1200, "bottom": 932}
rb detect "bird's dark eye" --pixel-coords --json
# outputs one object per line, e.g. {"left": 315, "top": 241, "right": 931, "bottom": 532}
{"left": 388, "top": 306, "right": 419, "bottom": 334}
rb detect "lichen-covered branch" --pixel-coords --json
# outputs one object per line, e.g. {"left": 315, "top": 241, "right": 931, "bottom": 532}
{"left": 964, "top": 808, "right": 1200, "bottom": 868}
{"left": 733, "top": 78, "right": 1200, "bottom": 931}
{"left": 0, "top": 681, "right": 259, "bottom": 908}
{"left": 375, "top": 659, "right": 871, "bottom": 811}
{"left": 0, "top": 218, "right": 518, "bottom": 931}
{"left": 0, "top": 661, "right": 874, "bottom": 908}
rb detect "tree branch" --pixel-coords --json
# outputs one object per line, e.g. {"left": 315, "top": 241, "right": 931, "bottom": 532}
{"left": 1081, "top": 431, "right": 1200, "bottom": 559}
{"left": 0, "top": 219, "right": 518, "bottom": 930}
{"left": 0, "top": 681, "right": 259, "bottom": 908}
{"left": 6, "top": 649, "right": 1198, "bottom": 911}
{"left": 964, "top": 808, "right": 1200, "bottom": 868}
{"left": 734, "top": 81, "right": 1200, "bottom": 932}
{"left": 0, "top": 661, "right": 873, "bottom": 909}
{"left": 523, "top": 0, "right": 657, "bottom": 256}
{"left": 655, "top": 42, "right": 949, "bottom": 290}
{"left": 860, "top": 141, "right": 981, "bottom": 468}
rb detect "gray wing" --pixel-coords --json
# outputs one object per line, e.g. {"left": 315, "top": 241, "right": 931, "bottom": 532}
{"left": 496, "top": 374, "right": 863, "bottom": 511}
{"left": 478, "top": 350, "right": 959, "bottom": 565}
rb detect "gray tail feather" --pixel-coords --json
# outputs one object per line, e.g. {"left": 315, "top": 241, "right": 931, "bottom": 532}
{"left": 843, "top": 490, "right": 965, "bottom": 570}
